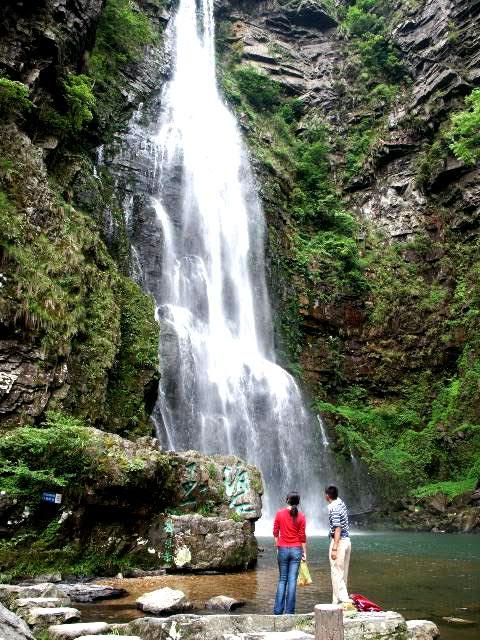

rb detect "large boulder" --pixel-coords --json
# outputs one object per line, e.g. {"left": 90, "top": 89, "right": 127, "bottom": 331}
{"left": 125, "top": 611, "right": 424, "bottom": 640}
{"left": 407, "top": 620, "right": 440, "bottom": 639}
{"left": 146, "top": 513, "right": 258, "bottom": 571}
{"left": 0, "top": 602, "right": 34, "bottom": 640}
{"left": 136, "top": 588, "right": 191, "bottom": 615}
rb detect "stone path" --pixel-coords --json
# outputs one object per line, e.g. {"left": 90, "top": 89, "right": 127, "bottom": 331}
{"left": 0, "top": 582, "right": 440, "bottom": 640}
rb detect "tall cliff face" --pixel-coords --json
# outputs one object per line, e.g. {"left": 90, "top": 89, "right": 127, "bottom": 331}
{"left": 213, "top": 0, "right": 480, "bottom": 509}
{"left": 1, "top": 0, "right": 479, "bottom": 517}
{"left": 0, "top": 0, "right": 170, "bottom": 433}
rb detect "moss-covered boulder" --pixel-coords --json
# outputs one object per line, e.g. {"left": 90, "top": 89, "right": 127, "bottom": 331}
{"left": 0, "top": 425, "right": 263, "bottom": 579}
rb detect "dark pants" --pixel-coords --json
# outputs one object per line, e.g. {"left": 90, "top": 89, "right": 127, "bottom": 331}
{"left": 274, "top": 546, "right": 302, "bottom": 614}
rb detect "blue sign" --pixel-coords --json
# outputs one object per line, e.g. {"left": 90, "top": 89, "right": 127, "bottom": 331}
{"left": 42, "top": 492, "right": 62, "bottom": 504}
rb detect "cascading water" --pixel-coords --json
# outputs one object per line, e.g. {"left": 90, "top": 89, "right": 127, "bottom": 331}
{"left": 144, "top": 0, "right": 327, "bottom": 527}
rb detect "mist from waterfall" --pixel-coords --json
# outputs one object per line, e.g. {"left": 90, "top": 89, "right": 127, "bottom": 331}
{"left": 148, "top": 0, "right": 327, "bottom": 527}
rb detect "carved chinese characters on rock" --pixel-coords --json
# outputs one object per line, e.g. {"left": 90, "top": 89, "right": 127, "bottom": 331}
{"left": 223, "top": 464, "right": 255, "bottom": 516}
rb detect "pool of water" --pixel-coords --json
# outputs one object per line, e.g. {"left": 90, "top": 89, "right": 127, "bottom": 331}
{"left": 80, "top": 533, "right": 480, "bottom": 640}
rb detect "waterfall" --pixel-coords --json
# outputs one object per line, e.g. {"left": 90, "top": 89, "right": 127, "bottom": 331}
{"left": 142, "top": 0, "right": 326, "bottom": 526}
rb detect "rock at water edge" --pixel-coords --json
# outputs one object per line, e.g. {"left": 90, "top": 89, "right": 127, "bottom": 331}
{"left": 57, "top": 584, "right": 127, "bottom": 603}
{"left": 442, "top": 616, "right": 475, "bottom": 625}
{"left": 406, "top": 620, "right": 440, "bottom": 639}
{"left": 136, "top": 587, "right": 190, "bottom": 614}
{"left": 205, "top": 596, "right": 245, "bottom": 611}
{"left": 0, "top": 603, "right": 35, "bottom": 640}
{"left": 224, "top": 634, "right": 314, "bottom": 640}
{"left": 19, "top": 573, "right": 62, "bottom": 584}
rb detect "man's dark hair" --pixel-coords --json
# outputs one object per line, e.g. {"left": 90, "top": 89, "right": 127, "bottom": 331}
{"left": 325, "top": 485, "right": 338, "bottom": 499}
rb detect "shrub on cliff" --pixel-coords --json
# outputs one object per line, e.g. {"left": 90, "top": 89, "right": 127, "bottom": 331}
{"left": 0, "top": 412, "right": 94, "bottom": 505}
{"left": 449, "top": 88, "right": 480, "bottom": 166}
{"left": 232, "top": 66, "right": 282, "bottom": 111}
{"left": 0, "top": 78, "right": 32, "bottom": 119}
{"left": 344, "top": 0, "right": 385, "bottom": 37}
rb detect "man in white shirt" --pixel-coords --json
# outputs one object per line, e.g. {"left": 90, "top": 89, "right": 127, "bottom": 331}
{"left": 325, "top": 485, "right": 352, "bottom": 605}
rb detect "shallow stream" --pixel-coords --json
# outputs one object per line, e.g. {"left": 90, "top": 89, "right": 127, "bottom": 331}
{"left": 80, "top": 533, "right": 480, "bottom": 640}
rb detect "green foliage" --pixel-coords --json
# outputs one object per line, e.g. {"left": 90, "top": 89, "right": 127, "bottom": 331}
{"left": 104, "top": 277, "right": 159, "bottom": 435}
{"left": 63, "top": 74, "right": 96, "bottom": 132}
{"left": 38, "top": 74, "right": 96, "bottom": 137}
{"left": 0, "top": 539, "right": 139, "bottom": 582}
{"left": 232, "top": 66, "right": 282, "bottom": 111}
{"left": 197, "top": 501, "right": 215, "bottom": 517}
{"left": 0, "top": 140, "right": 157, "bottom": 426}
{"left": 0, "top": 78, "right": 32, "bottom": 118}
{"left": 293, "top": 230, "right": 367, "bottom": 300}
{"left": 449, "top": 88, "right": 480, "bottom": 166}
{"left": 229, "top": 511, "right": 243, "bottom": 522}
{"left": 341, "top": 0, "right": 405, "bottom": 82}
{"left": 344, "top": 0, "right": 384, "bottom": 37}
{"left": 356, "top": 34, "right": 404, "bottom": 81}
{"left": 415, "top": 139, "right": 448, "bottom": 188}
{"left": 0, "top": 412, "right": 94, "bottom": 504}
{"left": 207, "top": 462, "right": 218, "bottom": 480}
{"left": 89, "top": 0, "right": 156, "bottom": 76}
{"left": 413, "top": 478, "right": 475, "bottom": 500}
{"left": 316, "top": 230, "right": 480, "bottom": 499}
{"left": 344, "top": 119, "right": 378, "bottom": 181}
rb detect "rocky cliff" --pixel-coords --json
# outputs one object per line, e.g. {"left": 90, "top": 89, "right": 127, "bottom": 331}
{"left": 212, "top": 0, "right": 480, "bottom": 525}
{"left": 0, "top": 0, "right": 479, "bottom": 531}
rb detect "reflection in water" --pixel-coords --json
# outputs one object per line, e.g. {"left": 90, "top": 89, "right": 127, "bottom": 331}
{"left": 80, "top": 533, "right": 480, "bottom": 640}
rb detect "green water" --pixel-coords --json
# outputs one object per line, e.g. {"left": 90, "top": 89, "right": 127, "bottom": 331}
{"left": 257, "top": 533, "right": 480, "bottom": 640}
{"left": 82, "top": 532, "right": 480, "bottom": 640}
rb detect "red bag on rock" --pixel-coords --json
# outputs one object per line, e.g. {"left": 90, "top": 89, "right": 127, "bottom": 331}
{"left": 350, "top": 593, "right": 382, "bottom": 612}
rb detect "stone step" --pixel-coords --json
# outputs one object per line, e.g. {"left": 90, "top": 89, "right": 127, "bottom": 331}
{"left": 23, "top": 606, "right": 81, "bottom": 628}
{"left": 76, "top": 636, "right": 142, "bottom": 640}
{"left": 0, "top": 583, "right": 67, "bottom": 606}
{"left": 48, "top": 622, "right": 111, "bottom": 640}
{"left": 14, "top": 597, "right": 71, "bottom": 610}
{"left": 57, "top": 584, "right": 127, "bottom": 603}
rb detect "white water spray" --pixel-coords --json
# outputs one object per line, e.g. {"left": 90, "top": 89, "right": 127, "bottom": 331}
{"left": 148, "top": 0, "right": 326, "bottom": 524}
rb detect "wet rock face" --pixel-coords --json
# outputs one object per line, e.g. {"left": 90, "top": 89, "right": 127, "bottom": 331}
{"left": 0, "top": 340, "right": 67, "bottom": 429}
{"left": 215, "top": 0, "right": 480, "bottom": 408}
{"left": 0, "top": 602, "right": 35, "bottom": 640}
{"left": 216, "top": 0, "right": 341, "bottom": 109}
{"left": 0, "top": 0, "right": 104, "bottom": 85}
{"left": 347, "top": 0, "right": 480, "bottom": 240}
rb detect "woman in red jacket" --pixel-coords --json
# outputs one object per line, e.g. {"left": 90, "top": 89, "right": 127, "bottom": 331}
{"left": 273, "top": 492, "right": 307, "bottom": 614}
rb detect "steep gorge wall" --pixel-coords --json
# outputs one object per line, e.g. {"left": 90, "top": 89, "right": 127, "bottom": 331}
{"left": 0, "top": 0, "right": 479, "bottom": 530}
{"left": 0, "top": 0, "right": 171, "bottom": 433}
{"left": 214, "top": 0, "right": 480, "bottom": 524}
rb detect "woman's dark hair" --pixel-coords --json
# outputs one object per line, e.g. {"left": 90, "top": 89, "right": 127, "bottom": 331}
{"left": 287, "top": 491, "right": 300, "bottom": 519}
{"left": 325, "top": 485, "right": 338, "bottom": 499}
